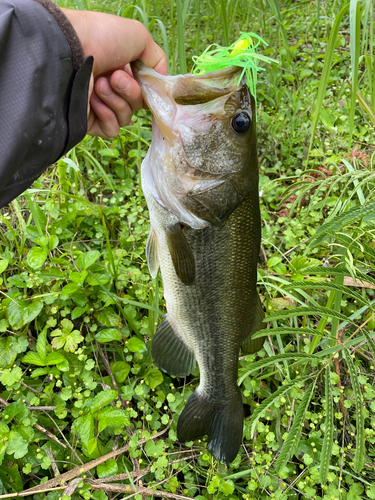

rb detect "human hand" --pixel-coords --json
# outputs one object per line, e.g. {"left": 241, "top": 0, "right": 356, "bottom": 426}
{"left": 61, "top": 9, "right": 168, "bottom": 138}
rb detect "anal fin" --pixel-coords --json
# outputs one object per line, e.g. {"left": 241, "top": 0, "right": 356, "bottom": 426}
{"left": 151, "top": 316, "right": 196, "bottom": 376}
{"left": 241, "top": 294, "right": 265, "bottom": 354}
{"left": 166, "top": 224, "right": 195, "bottom": 286}
{"left": 146, "top": 226, "right": 159, "bottom": 279}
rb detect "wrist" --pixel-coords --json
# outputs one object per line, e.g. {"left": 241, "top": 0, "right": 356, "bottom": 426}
{"left": 33, "top": 1, "right": 84, "bottom": 71}
{"left": 60, "top": 8, "right": 90, "bottom": 57}
{"left": 61, "top": 9, "right": 106, "bottom": 76}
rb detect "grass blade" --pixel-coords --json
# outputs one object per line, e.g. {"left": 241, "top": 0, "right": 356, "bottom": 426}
{"left": 363, "top": 329, "right": 375, "bottom": 361}
{"left": 348, "top": 0, "right": 361, "bottom": 152}
{"left": 274, "top": 380, "right": 316, "bottom": 470}
{"left": 148, "top": 286, "right": 155, "bottom": 338}
{"left": 77, "top": 147, "right": 117, "bottom": 195}
{"left": 265, "top": 305, "right": 356, "bottom": 325}
{"left": 308, "top": 3, "right": 350, "bottom": 156}
{"left": 304, "top": 265, "right": 375, "bottom": 289}
{"left": 252, "top": 327, "right": 318, "bottom": 339}
{"left": 132, "top": 5, "right": 149, "bottom": 29}
{"left": 100, "top": 210, "right": 117, "bottom": 281}
{"left": 372, "top": 0, "right": 375, "bottom": 110}
{"left": 248, "top": 379, "right": 305, "bottom": 438}
{"left": 308, "top": 201, "right": 375, "bottom": 248}
{"left": 341, "top": 159, "right": 366, "bottom": 205}
{"left": 182, "top": 0, "right": 192, "bottom": 24}
{"left": 154, "top": 19, "right": 170, "bottom": 71}
{"left": 267, "top": 0, "right": 291, "bottom": 68}
{"left": 23, "top": 190, "right": 46, "bottom": 237}
{"left": 320, "top": 367, "right": 334, "bottom": 484}
{"left": 344, "top": 348, "right": 365, "bottom": 473}
{"left": 176, "top": 0, "right": 187, "bottom": 73}
{"left": 263, "top": 339, "right": 289, "bottom": 378}
{"left": 314, "top": 330, "right": 375, "bottom": 358}
{"left": 284, "top": 281, "right": 369, "bottom": 306}
{"left": 220, "top": 0, "right": 229, "bottom": 46}
{"left": 238, "top": 353, "right": 319, "bottom": 384}
{"left": 355, "top": 87, "right": 375, "bottom": 127}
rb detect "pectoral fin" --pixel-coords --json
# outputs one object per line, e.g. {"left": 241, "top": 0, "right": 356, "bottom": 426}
{"left": 146, "top": 227, "right": 159, "bottom": 279}
{"left": 166, "top": 224, "right": 195, "bottom": 286}
{"left": 152, "top": 315, "right": 196, "bottom": 376}
{"left": 241, "top": 294, "right": 265, "bottom": 354}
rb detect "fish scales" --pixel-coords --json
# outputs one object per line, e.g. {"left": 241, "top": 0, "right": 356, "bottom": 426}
{"left": 162, "top": 193, "right": 260, "bottom": 397}
{"left": 132, "top": 61, "right": 264, "bottom": 465}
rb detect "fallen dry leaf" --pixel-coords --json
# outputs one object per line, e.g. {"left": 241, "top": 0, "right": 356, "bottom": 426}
{"left": 343, "top": 277, "right": 375, "bottom": 290}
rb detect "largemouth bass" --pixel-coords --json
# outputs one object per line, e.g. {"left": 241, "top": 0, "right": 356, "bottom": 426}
{"left": 132, "top": 62, "right": 264, "bottom": 465}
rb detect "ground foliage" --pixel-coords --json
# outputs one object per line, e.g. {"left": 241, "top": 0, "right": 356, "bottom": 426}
{"left": 1, "top": 0, "right": 375, "bottom": 498}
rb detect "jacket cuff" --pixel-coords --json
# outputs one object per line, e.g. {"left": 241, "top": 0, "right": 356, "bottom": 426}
{"left": 30, "top": 0, "right": 93, "bottom": 152}
{"left": 62, "top": 55, "right": 93, "bottom": 156}
{"left": 32, "top": 0, "right": 84, "bottom": 71}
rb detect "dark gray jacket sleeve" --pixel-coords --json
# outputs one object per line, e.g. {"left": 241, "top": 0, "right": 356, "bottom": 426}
{"left": 0, "top": 0, "right": 93, "bottom": 208}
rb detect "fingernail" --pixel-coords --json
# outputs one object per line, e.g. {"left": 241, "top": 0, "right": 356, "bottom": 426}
{"left": 114, "top": 73, "right": 130, "bottom": 92}
{"left": 100, "top": 81, "right": 114, "bottom": 97}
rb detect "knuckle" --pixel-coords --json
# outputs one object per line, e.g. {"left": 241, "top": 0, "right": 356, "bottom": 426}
{"left": 102, "top": 119, "right": 120, "bottom": 138}
{"left": 133, "top": 19, "right": 148, "bottom": 36}
{"left": 111, "top": 95, "right": 132, "bottom": 115}
{"left": 118, "top": 111, "right": 132, "bottom": 128}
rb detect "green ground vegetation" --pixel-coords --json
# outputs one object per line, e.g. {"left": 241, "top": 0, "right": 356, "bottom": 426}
{"left": 1, "top": 0, "right": 375, "bottom": 498}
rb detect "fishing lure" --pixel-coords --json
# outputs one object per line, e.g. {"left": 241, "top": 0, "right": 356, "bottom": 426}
{"left": 192, "top": 32, "right": 277, "bottom": 104}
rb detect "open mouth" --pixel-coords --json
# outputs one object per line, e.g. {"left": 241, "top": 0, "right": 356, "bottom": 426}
{"left": 131, "top": 61, "right": 244, "bottom": 148}
{"left": 131, "top": 61, "right": 243, "bottom": 109}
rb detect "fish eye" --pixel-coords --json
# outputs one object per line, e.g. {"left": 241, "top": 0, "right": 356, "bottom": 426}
{"left": 231, "top": 112, "right": 251, "bottom": 134}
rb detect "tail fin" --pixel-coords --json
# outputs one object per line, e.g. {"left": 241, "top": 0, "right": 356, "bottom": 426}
{"left": 177, "top": 390, "right": 244, "bottom": 465}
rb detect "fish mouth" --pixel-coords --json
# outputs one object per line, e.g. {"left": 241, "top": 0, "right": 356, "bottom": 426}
{"left": 131, "top": 61, "right": 243, "bottom": 136}
{"left": 132, "top": 60, "right": 243, "bottom": 102}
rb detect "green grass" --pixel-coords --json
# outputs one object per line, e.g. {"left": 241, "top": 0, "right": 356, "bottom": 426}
{"left": 0, "top": 0, "right": 375, "bottom": 499}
